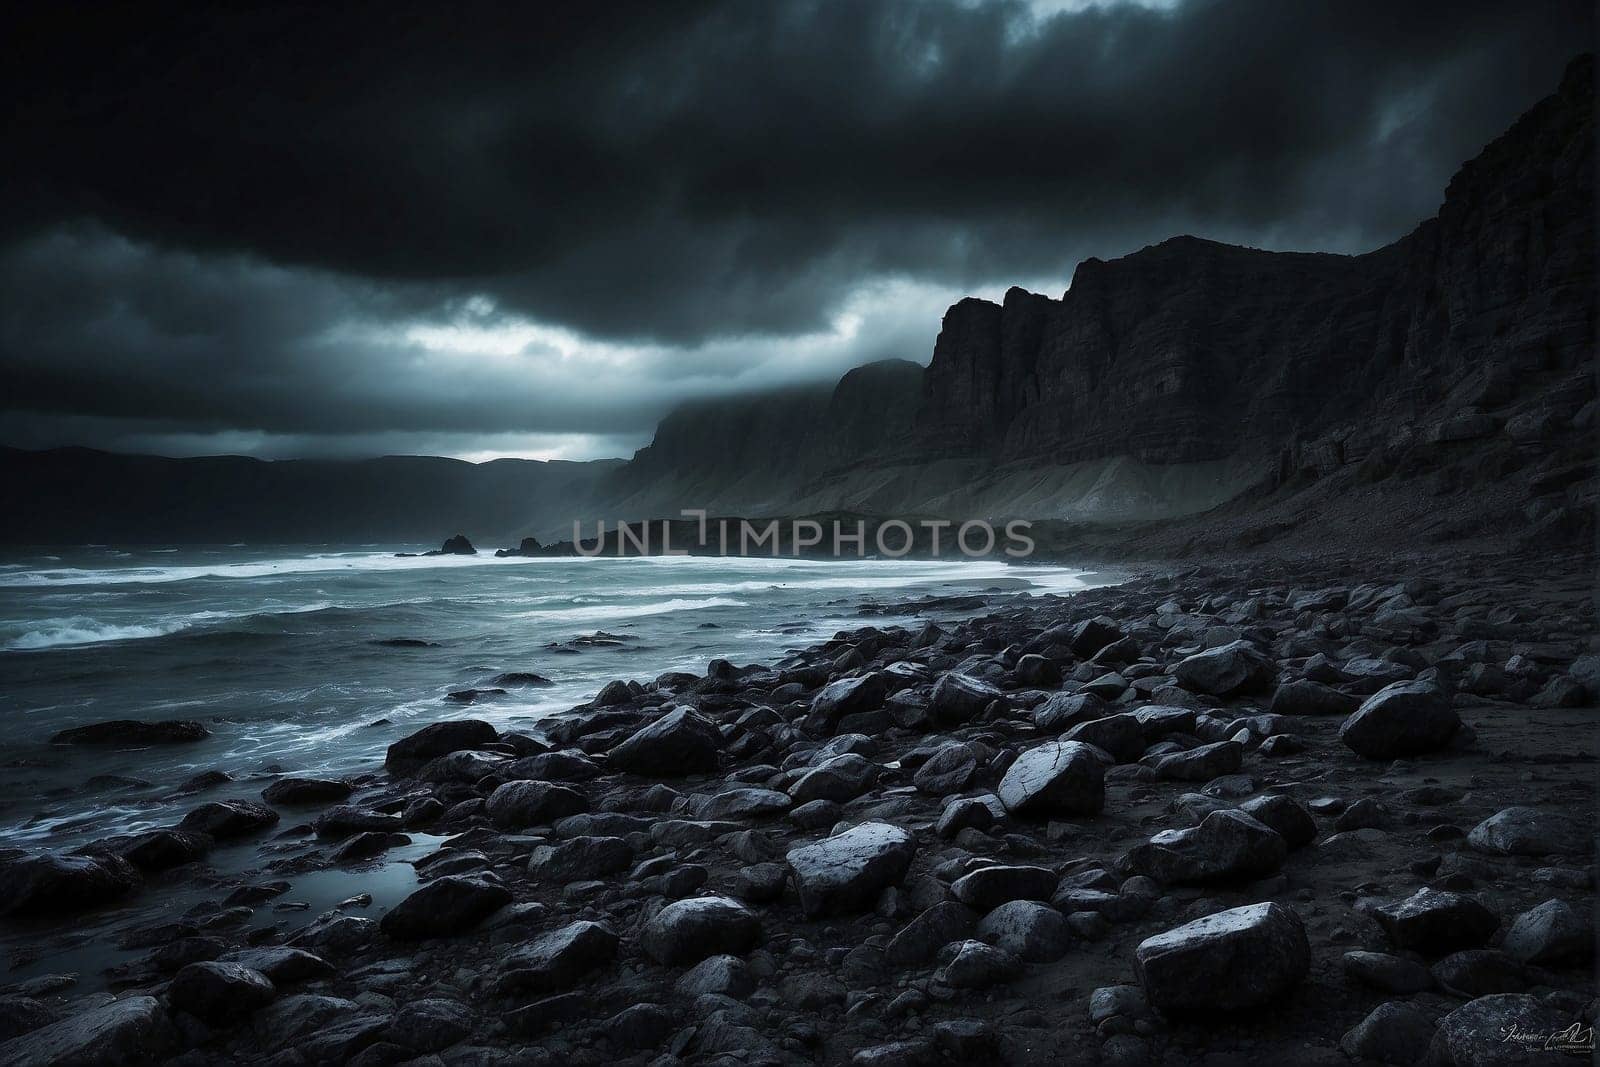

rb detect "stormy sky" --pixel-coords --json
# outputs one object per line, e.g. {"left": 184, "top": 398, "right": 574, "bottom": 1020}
{"left": 2, "top": 1, "right": 1590, "bottom": 462}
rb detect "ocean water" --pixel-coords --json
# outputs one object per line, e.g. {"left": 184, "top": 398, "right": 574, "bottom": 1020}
{"left": 0, "top": 546, "right": 1109, "bottom": 855}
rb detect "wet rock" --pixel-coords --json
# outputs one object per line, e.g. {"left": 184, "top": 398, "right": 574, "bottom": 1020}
{"left": 0, "top": 997, "right": 58, "bottom": 1043}
{"left": 1370, "top": 889, "right": 1499, "bottom": 954}
{"left": 593, "top": 679, "right": 632, "bottom": 706}
{"left": 934, "top": 940, "right": 1021, "bottom": 989}
{"left": 496, "top": 920, "right": 619, "bottom": 994}
{"left": 1340, "top": 1001, "right": 1436, "bottom": 1065}
{"left": 1063, "top": 714, "right": 1147, "bottom": 763}
{"left": 485, "top": 780, "right": 588, "bottom": 829}
{"left": 975, "top": 900, "right": 1073, "bottom": 962}
{"left": 384, "top": 719, "right": 498, "bottom": 772}
{"left": 951, "top": 865, "right": 1057, "bottom": 910}
{"left": 261, "top": 777, "right": 353, "bottom": 805}
{"left": 1430, "top": 949, "right": 1528, "bottom": 997}
{"left": 1425, "top": 993, "right": 1585, "bottom": 1067}
{"left": 332, "top": 831, "right": 410, "bottom": 862}
{"left": 1238, "top": 794, "right": 1316, "bottom": 849}
{"left": 929, "top": 672, "right": 1000, "bottom": 726}
{"left": 1172, "top": 640, "right": 1276, "bottom": 696}
{"left": 417, "top": 748, "right": 509, "bottom": 783}
{"left": 786, "top": 822, "right": 917, "bottom": 918}
{"left": 641, "top": 896, "right": 761, "bottom": 966}
{"left": 111, "top": 828, "right": 213, "bottom": 872}
{"left": 1342, "top": 950, "right": 1434, "bottom": 994}
{"left": 697, "top": 787, "right": 791, "bottom": 820}
{"left": 379, "top": 875, "right": 510, "bottom": 939}
{"left": 1339, "top": 681, "right": 1460, "bottom": 759}
{"left": 168, "top": 962, "right": 276, "bottom": 1025}
{"left": 1033, "top": 692, "right": 1107, "bottom": 731}
{"left": 1149, "top": 739, "right": 1244, "bottom": 781}
{"left": 0, "top": 853, "right": 140, "bottom": 916}
{"left": 886, "top": 900, "right": 977, "bottom": 966}
{"left": 1502, "top": 899, "right": 1594, "bottom": 965}
{"left": 1123, "top": 809, "right": 1286, "bottom": 884}
{"left": 219, "top": 947, "right": 335, "bottom": 984}
{"left": 1467, "top": 806, "right": 1585, "bottom": 856}
{"left": 604, "top": 1003, "right": 675, "bottom": 1050}
{"left": 314, "top": 805, "right": 404, "bottom": 839}
{"left": 807, "top": 675, "right": 889, "bottom": 733}
{"left": 996, "top": 740, "right": 1105, "bottom": 817}
{"left": 912, "top": 742, "right": 980, "bottom": 795}
{"left": 50, "top": 719, "right": 208, "bottom": 746}
{"left": 608, "top": 707, "right": 722, "bottom": 776}
{"left": 177, "top": 799, "right": 280, "bottom": 840}
{"left": 386, "top": 998, "right": 471, "bottom": 1053}
{"left": 1268, "top": 679, "right": 1359, "bottom": 716}
{"left": 506, "top": 750, "right": 601, "bottom": 781}
{"left": 789, "top": 753, "right": 880, "bottom": 805}
{"left": 252, "top": 995, "right": 385, "bottom": 1061}
{"left": 527, "top": 836, "right": 633, "bottom": 881}
{"left": 1134, "top": 902, "right": 1309, "bottom": 1012}
{"left": 0, "top": 996, "right": 174, "bottom": 1065}
{"left": 1069, "top": 617, "right": 1124, "bottom": 657}
{"left": 1014, "top": 654, "right": 1061, "bottom": 687}
{"left": 675, "top": 954, "right": 755, "bottom": 998}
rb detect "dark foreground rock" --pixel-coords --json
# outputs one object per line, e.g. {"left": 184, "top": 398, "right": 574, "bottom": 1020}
{"left": 1134, "top": 902, "right": 1310, "bottom": 1012}
{"left": 49, "top": 719, "right": 208, "bottom": 746}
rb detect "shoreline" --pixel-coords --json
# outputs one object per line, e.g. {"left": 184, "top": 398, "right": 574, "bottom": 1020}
{"left": 0, "top": 547, "right": 1594, "bottom": 1063}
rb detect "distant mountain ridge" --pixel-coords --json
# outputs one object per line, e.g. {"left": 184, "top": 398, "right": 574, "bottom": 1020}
{"left": 1, "top": 55, "right": 1592, "bottom": 547}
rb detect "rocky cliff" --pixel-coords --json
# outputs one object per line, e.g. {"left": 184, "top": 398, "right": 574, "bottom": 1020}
{"left": 610, "top": 54, "right": 1594, "bottom": 534}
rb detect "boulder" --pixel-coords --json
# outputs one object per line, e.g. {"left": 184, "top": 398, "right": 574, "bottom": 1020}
{"left": 1149, "top": 740, "right": 1243, "bottom": 781}
{"left": 1341, "top": 950, "right": 1435, "bottom": 994}
{"left": 527, "top": 836, "right": 634, "bottom": 882}
{"left": 416, "top": 749, "right": 510, "bottom": 783}
{"left": 1014, "top": 654, "right": 1061, "bottom": 687}
{"left": 640, "top": 896, "right": 761, "bottom": 966}
{"left": 111, "top": 829, "right": 213, "bottom": 872}
{"left": 379, "top": 876, "right": 510, "bottom": 939}
{"left": 1134, "top": 902, "right": 1309, "bottom": 1012}
{"left": 1172, "top": 640, "right": 1276, "bottom": 696}
{"left": 788, "top": 753, "right": 879, "bottom": 805}
{"left": 1425, "top": 994, "right": 1587, "bottom": 1067}
{"left": 496, "top": 921, "right": 619, "bottom": 994}
{"left": 50, "top": 719, "right": 208, "bottom": 746}
{"left": 485, "top": 781, "right": 588, "bottom": 829}
{"left": 1338, "top": 681, "right": 1460, "bottom": 759}
{"left": 912, "top": 742, "right": 980, "bottom": 795}
{"left": 1069, "top": 617, "right": 1123, "bottom": 657}
{"left": 1033, "top": 692, "right": 1106, "bottom": 731}
{"left": 608, "top": 707, "right": 721, "bottom": 776}
{"left": 975, "top": 901, "right": 1072, "bottom": 962}
{"left": 176, "top": 800, "right": 280, "bottom": 840}
{"left": 1238, "top": 794, "right": 1317, "bottom": 850}
{"left": 0, "top": 996, "right": 174, "bottom": 1065}
{"left": 1062, "top": 714, "right": 1146, "bottom": 763}
{"left": 951, "top": 865, "right": 1058, "bottom": 910}
{"left": 886, "top": 901, "right": 977, "bottom": 967}
{"left": 168, "top": 962, "right": 276, "bottom": 1025}
{"left": 696, "top": 788, "right": 792, "bottom": 820}
{"left": 386, "top": 998, "right": 472, "bottom": 1053}
{"left": 933, "top": 940, "right": 1021, "bottom": 989}
{"left": 1502, "top": 899, "right": 1593, "bottom": 965}
{"left": 1370, "top": 889, "right": 1499, "bottom": 954}
{"left": 1268, "top": 679, "right": 1359, "bottom": 716}
{"left": 261, "top": 777, "right": 353, "bottom": 806}
{"left": 0, "top": 853, "right": 140, "bottom": 916}
{"left": 996, "top": 740, "right": 1104, "bottom": 817}
{"left": 785, "top": 822, "right": 916, "bottom": 918}
{"left": 807, "top": 675, "right": 889, "bottom": 732}
{"left": 1123, "top": 810, "right": 1287, "bottom": 884}
{"left": 1340, "top": 1001, "right": 1437, "bottom": 1065}
{"left": 929, "top": 673, "right": 1000, "bottom": 726}
{"left": 384, "top": 719, "right": 498, "bottom": 772}
{"left": 1467, "top": 806, "right": 1585, "bottom": 856}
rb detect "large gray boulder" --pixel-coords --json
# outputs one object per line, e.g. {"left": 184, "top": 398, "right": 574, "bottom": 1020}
{"left": 1172, "top": 640, "right": 1276, "bottom": 696}
{"left": 640, "top": 896, "right": 761, "bottom": 966}
{"left": 380, "top": 875, "right": 510, "bottom": 939}
{"left": 495, "top": 920, "right": 619, "bottom": 995}
{"left": 1425, "top": 994, "right": 1588, "bottom": 1066}
{"left": 1467, "top": 806, "right": 1585, "bottom": 856}
{"left": 385, "top": 719, "right": 498, "bottom": 772}
{"left": 996, "top": 740, "right": 1104, "bottom": 817}
{"left": 785, "top": 822, "right": 916, "bottom": 918}
{"left": 929, "top": 673, "right": 1000, "bottom": 726}
{"left": 609, "top": 707, "right": 722, "bottom": 775}
{"left": 787, "top": 753, "right": 879, "bottom": 805}
{"left": 0, "top": 996, "right": 175, "bottom": 1066}
{"left": 485, "top": 781, "right": 588, "bottom": 829}
{"left": 1123, "top": 809, "right": 1287, "bottom": 885}
{"left": 1369, "top": 889, "right": 1499, "bottom": 954}
{"left": 1134, "top": 902, "right": 1309, "bottom": 1012}
{"left": 1338, "top": 680, "right": 1460, "bottom": 759}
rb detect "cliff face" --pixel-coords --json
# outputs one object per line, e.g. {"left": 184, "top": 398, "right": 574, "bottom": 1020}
{"left": 915, "top": 54, "right": 1594, "bottom": 469}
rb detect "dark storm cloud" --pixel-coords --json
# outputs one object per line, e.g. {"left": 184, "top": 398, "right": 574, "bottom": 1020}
{"left": 0, "top": 0, "right": 1591, "bottom": 457}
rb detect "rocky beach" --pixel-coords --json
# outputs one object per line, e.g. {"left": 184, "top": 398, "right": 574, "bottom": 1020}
{"left": 0, "top": 545, "right": 1593, "bottom": 1066}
